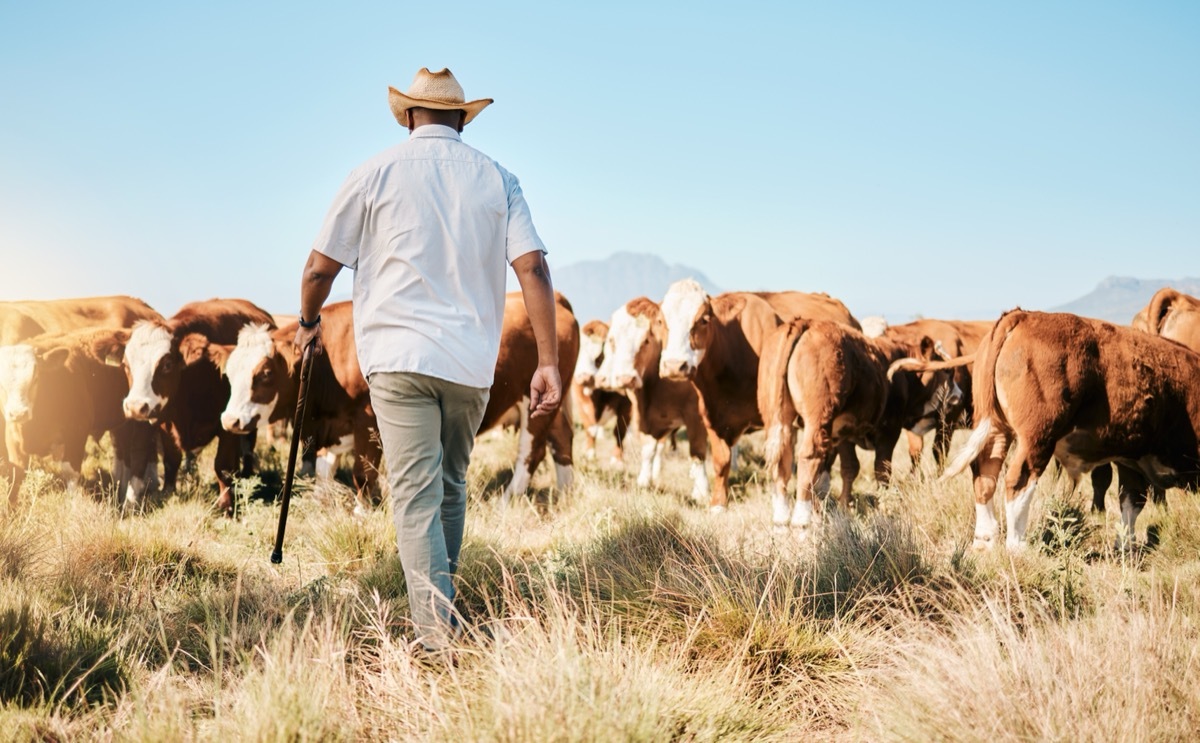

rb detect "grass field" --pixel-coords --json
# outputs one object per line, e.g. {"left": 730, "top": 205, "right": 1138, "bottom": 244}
{"left": 2, "top": 424, "right": 1199, "bottom": 741}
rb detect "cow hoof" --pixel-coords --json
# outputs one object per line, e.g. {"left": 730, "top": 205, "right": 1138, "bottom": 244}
{"left": 772, "top": 522, "right": 789, "bottom": 535}
{"left": 791, "top": 523, "right": 812, "bottom": 541}
{"left": 1005, "top": 539, "right": 1028, "bottom": 554}
{"left": 971, "top": 535, "right": 995, "bottom": 552}
{"left": 709, "top": 505, "right": 726, "bottom": 515}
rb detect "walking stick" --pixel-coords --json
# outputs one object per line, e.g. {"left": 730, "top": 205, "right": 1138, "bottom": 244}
{"left": 271, "top": 341, "right": 317, "bottom": 564}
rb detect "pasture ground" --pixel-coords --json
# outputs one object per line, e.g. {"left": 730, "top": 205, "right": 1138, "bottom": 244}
{"left": 2, "top": 424, "right": 1199, "bottom": 741}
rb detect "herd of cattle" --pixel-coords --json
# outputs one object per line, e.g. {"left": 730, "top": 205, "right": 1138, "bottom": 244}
{"left": 2, "top": 283, "right": 1199, "bottom": 552}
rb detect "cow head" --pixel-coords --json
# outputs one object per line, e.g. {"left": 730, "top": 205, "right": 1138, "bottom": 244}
{"left": 891, "top": 336, "right": 962, "bottom": 434}
{"left": 573, "top": 320, "right": 609, "bottom": 388}
{"left": 221, "top": 324, "right": 289, "bottom": 434}
{"left": 659, "top": 279, "right": 714, "bottom": 380}
{"left": 122, "top": 322, "right": 180, "bottom": 420}
{"left": 597, "top": 298, "right": 664, "bottom": 391}
{"left": 0, "top": 344, "right": 67, "bottom": 424}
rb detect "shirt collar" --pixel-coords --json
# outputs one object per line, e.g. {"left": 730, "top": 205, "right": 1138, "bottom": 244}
{"left": 408, "top": 124, "right": 462, "bottom": 141}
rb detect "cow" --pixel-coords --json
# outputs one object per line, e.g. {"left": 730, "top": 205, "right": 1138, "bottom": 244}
{"left": 595, "top": 297, "right": 709, "bottom": 501}
{"left": 881, "top": 318, "right": 993, "bottom": 466}
{"left": 1090, "top": 288, "right": 1200, "bottom": 512}
{"left": 657, "top": 279, "right": 860, "bottom": 511}
{"left": 0, "top": 328, "right": 157, "bottom": 508}
{"left": 220, "top": 292, "right": 580, "bottom": 508}
{"left": 120, "top": 298, "right": 277, "bottom": 514}
{"left": 571, "top": 320, "right": 633, "bottom": 464}
{"left": 0, "top": 296, "right": 162, "bottom": 345}
{"left": 757, "top": 319, "right": 952, "bottom": 533}
{"left": 933, "top": 310, "right": 1200, "bottom": 551}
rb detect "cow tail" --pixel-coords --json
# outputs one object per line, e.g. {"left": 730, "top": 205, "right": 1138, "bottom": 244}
{"left": 1147, "top": 287, "right": 1179, "bottom": 335}
{"left": 940, "top": 310, "right": 1022, "bottom": 480}
{"left": 759, "top": 319, "right": 810, "bottom": 468}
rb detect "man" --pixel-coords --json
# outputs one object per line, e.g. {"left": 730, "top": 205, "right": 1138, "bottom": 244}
{"left": 295, "top": 67, "right": 562, "bottom": 652}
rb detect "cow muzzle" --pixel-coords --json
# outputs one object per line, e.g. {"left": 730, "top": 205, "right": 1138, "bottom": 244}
{"left": 220, "top": 411, "right": 259, "bottom": 435}
{"left": 3, "top": 405, "right": 31, "bottom": 424}
{"left": 659, "top": 358, "right": 694, "bottom": 380}
{"left": 574, "top": 372, "right": 596, "bottom": 387}
{"left": 123, "top": 398, "right": 161, "bottom": 421}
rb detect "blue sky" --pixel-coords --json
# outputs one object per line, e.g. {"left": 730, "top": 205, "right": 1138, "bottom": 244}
{"left": 1, "top": 1, "right": 1196, "bottom": 321}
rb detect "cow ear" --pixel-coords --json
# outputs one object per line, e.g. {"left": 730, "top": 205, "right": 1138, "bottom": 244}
{"left": 207, "top": 343, "right": 232, "bottom": 373}
{"left": 178, "top": 333, "right": 211, "bottom": 366}
{"left": 40, "top": 347, "right": 71, "bottom": 369}
{"left": 92, "top": 332, "right": 128, "bottom": 367}
{"left": 711, "top": 294, "right": 746, "bottom": 321}
{"left": 918, "top": 336, "right": 937, "bottom": 360}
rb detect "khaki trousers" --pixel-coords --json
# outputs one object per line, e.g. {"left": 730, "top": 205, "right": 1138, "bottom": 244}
{"left": 368, "top": 371, "right": 489, "bottom": 650}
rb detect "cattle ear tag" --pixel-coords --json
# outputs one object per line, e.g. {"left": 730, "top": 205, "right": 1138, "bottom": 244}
{"left": 105, "top": 353, "right": 123, "bottom": 367}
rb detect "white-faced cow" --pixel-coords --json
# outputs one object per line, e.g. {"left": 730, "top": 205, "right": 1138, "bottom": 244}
{"left": 571, "top": 320, "right": 632, "bottom": 464}
{"left": 657, "top": 279, "right": 860, "bottom": 512}
{"left": 936, "top": 310, "right": 1200, "bottom": 551}
{"left": 121, "top": 298, "right": 277, "bottom": 514}
{"left": 757, "top": 319, "right": 952, "bottom": 533}
{"left": 595, "top": 297, "right": 709, "bottom": 501}
{"left": 0, "top": 328, "right": 157, "bottom": 509}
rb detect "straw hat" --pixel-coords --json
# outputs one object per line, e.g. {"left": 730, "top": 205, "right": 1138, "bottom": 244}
{"left": 388, "top": 68, "right": 493, "bottom": 128}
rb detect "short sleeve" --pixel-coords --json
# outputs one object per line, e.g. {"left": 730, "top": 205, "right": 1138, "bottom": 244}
{"left": 499, "top": 167, "right": 547, "bottom": 264}
{"left": 310, "top": 171, "right": 367, "bottom": 269}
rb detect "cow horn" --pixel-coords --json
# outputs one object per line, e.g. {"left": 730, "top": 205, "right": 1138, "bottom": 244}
{"left": 933, "top": 340, "right": 953, "bottom": 361}
{"left": 887, "top": 353, "right": 977, "bottom": 381}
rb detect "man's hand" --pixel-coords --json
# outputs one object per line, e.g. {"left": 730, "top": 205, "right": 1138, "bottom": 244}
{"left": 529, "top": 364, "right": 562, "bottom": 418}
{"left": 294, "top": 322, "right": 324, "bottom": 356}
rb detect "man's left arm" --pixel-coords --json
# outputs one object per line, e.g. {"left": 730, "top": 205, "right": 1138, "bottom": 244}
{"left": 511, "top": 251, "right": 561, "bottom": 418}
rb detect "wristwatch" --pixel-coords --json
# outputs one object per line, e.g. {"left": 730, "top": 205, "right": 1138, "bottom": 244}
{"left": 298, "top": 313, "right": 321, "bottom": 329}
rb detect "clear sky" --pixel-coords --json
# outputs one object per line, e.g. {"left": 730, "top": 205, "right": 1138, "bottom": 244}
{"left": 1, "top": 1, "right": 1196, "bottom": 321}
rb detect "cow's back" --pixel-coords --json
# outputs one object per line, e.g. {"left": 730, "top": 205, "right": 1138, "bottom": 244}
{"left": 0, "top": 296, "right": 161, "bottom": 345}
{"left": 171, "top": 298, "right": 276, "bottom": 343}
{"left": 755, "top": 291, "right": 860, "bottom": 329}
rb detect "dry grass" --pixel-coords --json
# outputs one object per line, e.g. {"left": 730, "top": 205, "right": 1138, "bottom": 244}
{"left": 0, "top": 426, "right": 1198, "bottom": 741}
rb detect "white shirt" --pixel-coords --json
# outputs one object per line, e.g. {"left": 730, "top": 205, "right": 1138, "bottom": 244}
{"left": 312, "top": 125, "right": 546, "bottom": 387}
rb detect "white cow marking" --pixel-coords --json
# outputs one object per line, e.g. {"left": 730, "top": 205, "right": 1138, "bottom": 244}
{"left": 597, "top": 306, "right": 650, "bottom": 390}
{"left": 221, "top": 324, "right": 278, "bottom": 433}
{"left": 0, "top": 345, "right": 38, "bottom": 422}
{"left": 689, "top": 458, "right": 708, "bottom": 503}
{"left": 1005, "top": 476, "right": 1038, "bottom": 551}
{"left": 574, "top": 332, "right": 605, "bottom": 383}
{"left": 123, "top": 323, "right": 173, "bottom": 419}
{"left": 501, "top": 399, "right": 533, "bottom": 505}
{"left": 659, "top": 279, "right": 708, "bottom": 377}
{"left": 974, "top": 501, "right": 1000, "bottom": 550}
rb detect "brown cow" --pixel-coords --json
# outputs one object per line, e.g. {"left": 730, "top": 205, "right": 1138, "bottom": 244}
{"left": 571, "top": 320, "right": 632, "bottom": 464}
{"left": 595, "top": 297, "right": 709, "bottom": 501}
{"left": 0, "top": 328, "right": 157, "bottom": 508}
{"left": 658, "top": 279, "right": 860, "bottom": 511}
{"left": 758, "top": 319, "right": 950, "bottom": 533}
{"left": 0, "top": 296, "right": 162, "bottom": 345}
{"left": 120, "top": 298, "right": 277, "bottom": 514}
{"left": 938, "top": 310, "right": 1200, "bottom": 551}
{"left": 220, "top": 293, "right": 580, "bottom": 508}
{"left": 882, "top": 318, "right": 992, "bottom": 465}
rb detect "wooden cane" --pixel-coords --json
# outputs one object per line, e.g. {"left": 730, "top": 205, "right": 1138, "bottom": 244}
{"left": 271, "top": 341, "right": 316, "bottom": 564}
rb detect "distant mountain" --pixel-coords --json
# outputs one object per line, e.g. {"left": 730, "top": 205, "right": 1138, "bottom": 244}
{"left": 1051, "top": 276, "right": 1200, "bottom": 323}
{"left": 545, "top": 252, "right": 723, "bottom": 325}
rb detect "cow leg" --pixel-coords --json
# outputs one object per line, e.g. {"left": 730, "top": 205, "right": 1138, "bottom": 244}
{"left": 611, "top": 401, "right": 631, "bottom": 465}
{"left": 971, "top": 429, "right": 1010, "bottom": 551}
{"left": 764, "top": 418, "right": 796, "bottom": 530}
{"left": 1114, "top": 464, "right": 1150, "bottom": 550}
{"left": 707, "top": 430, "right": 734, "bottom": 513}
{"left": 502, "top": 399, "right": 537, "bottom": 504}
{"left": 1090, "top": 465, "right": 1113, "bottom": 513}
{"left": 636, "top": 435, "right": 663, "bottom": 488}
{"left": 353, "top": 410, "right": 384, "bottom": 514}
{"left": 239, "top": 428, "right": 258, "bottom": 478}
{"left": 1003, "top": 438, "right": 1050, "bottom": 552}
{"left": 546, "top": 407, "right": 574, "bottom": 492}
{"left": 837, "top": 440, "right": 860, "bottom": 512}
{"left": 905, "top": 429, "right": 924, "bottom": 465}
{"left": 791, "top": 422, "right": 830, "bottom": 533}
{"left": 873, "top": 428, "right": 901, "bottom": 489}
{"left": 159, "top": 427, "right": 183, "bottom": 495}
{"left": 213, "top": 433, "right": 240, "bottom": 516}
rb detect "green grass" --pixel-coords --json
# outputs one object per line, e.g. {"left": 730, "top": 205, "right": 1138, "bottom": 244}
{"left": 0, "top": 425, "right": 1197, "bottom": 741}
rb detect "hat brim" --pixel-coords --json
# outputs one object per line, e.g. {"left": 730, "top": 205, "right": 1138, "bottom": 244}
{"left": 388, "top": 86, "right": 493, "bottom": 127}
